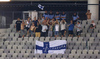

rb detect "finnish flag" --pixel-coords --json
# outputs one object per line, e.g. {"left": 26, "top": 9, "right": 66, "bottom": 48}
{"left": 35, "top": 40, "right": 66, "bottom": 54}
{"left": 38, "top": 4, "right": 44, "bottom": 10}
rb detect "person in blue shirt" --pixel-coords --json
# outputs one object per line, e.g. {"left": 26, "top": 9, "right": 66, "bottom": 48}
{"left": 68, "top": 20, "right": 74, "bottom": 37}
{"left": 48, "top": 11, "right": 54, "bottom": 20}
{"left": 61, "top": 12, "right": 66, "bottom": 20}
{"left": 72, "top": 13, "right": 79, "bottom": 25}
{"left": 43, "top": 11, "right": 48, "bottom": 19}
{"left": 55, "top": 11, "right": 60, "bottom": 20}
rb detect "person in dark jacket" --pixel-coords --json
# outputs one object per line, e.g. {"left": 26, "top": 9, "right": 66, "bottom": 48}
{"left": 35, "top": 22, "right": 42, "bottom": 37}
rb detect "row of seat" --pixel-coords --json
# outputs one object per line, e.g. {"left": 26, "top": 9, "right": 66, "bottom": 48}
{"left": 0, "top": 53, "right": 100, "bottom": 58}
{"left": 3, "top": 37, "right": 100, "bottom": 42}
{"left": 0, "top": 49, "right": 99, "bottom": 55}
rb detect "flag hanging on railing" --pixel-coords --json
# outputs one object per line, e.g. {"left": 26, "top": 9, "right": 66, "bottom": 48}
{"left": 35, "top": 40, "right": 67, "bottom": 54}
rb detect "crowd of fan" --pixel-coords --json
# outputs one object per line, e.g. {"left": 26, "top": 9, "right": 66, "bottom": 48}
{"left": 15, "top": 10, "right": 96, "bottom": 37}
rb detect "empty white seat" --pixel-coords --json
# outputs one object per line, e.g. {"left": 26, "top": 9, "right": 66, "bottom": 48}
{"left": 71, "top": 50, "right": 76, "bottom": 54}
{"left": 88, "top": 50, "right": 93, "bottom": 54}
{"left": 7, "top": 45, "right": 12, "bottom": 49}
{"left": 82, "top": 50, "right": 88, "bottom": 54}
{"left": 94, "top": 50, "right": 99, "bottom": 54}
{"left": 0, "top": 49, "right": 4, "bottom": 53}
{"left": 12, "top": 53, "right": 18, "bottom": 57}
{"left": 10, "top": 49, "right": 15, "bottom": 53}
{"left": 76, "top": 50, "right": 82, "bottom": 54}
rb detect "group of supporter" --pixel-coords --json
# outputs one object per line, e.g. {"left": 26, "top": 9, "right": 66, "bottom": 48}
{"left": 15, "top": 10, "right": 95, "bottom": 37}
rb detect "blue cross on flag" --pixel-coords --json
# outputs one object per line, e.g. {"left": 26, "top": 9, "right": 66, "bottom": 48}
{"left": 35, "top": 40, "right": 67, "bottom": 54}
{"left": 38, "top": 4, "right": 44, "bottom": 10}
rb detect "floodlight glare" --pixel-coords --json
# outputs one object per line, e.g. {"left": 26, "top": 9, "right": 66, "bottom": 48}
{"left": 0, "top": 0, "right": 10, "bottom": 2}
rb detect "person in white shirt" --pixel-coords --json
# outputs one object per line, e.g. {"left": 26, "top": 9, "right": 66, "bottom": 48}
{"left": 25, "top": 17, "right": 32, "bottom": 31}
{"left": 60, "top": 19, "right": 67, "bottom": 37}
{"left": 54, "top": 20, "right": 59, "bottom": 37}
{"left": 75, "top": 21, "right": 82, "bottom": 37}
{"left": 41, "top": 22, "right": 48, "bottom": 37}
{"left": 89, "top": 20, "right": 96, "bottom": 29}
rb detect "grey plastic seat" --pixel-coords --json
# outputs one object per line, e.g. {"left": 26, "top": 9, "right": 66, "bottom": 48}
{"left": 34, "top": 54, "right": 40, "bottom": 58}
{"left": 57, "top": 54, "right": 62, "bottom": 58}
{"left": 40, "top": 54, "right": 46, "bottom": 58}
{"left": 62, "top": 37, "right": 67, "bottom": 40}
{"left": 86, "top": 33, "right": 91, "bottom": 37}
{"left": 91, "top": 33, "right": 97, "bottom": 37}
{"left": 34, "top": 37, "right": 39, "bottom": 40}
{"left": 78, "top": 37, "right": 83, "bottom": 41}
{"left": 97, "top": 33, "right": 100, "bottom": 37}
{"left": 71, "top": 50, "right": 76, "bottom": 54}
{"left": 65, "top": 49, "right": 70, "bottom": 54}
{"left": 94, "top": 29, "right": 99, "bottom": 33}
{"left": 82, "top": 50, "right": 88, "bottom": 54}
{"left": 18, "top": 38, "right": 23, "bottom": 42}
{"left": 29, "top": 37, "right": 34, "bottom": 42}
{"left": 40, "top": 37, "right": 45, "bottom": 42}
{"left": 50, "top": 37, "right": 56, "bottom": 41}
{"left": 24, "top": 37, "right": 29, "bottom": 41}
{"left": 72, "top": 37, "right": 78, "bottom": 42}
{"left": 94, "top": 50, "right": 99, "bottom": 54}
{"left": 15, "top": 33, "right": 19, "bottom": 37}
{"left": 0, "top": 49, "right": 4, "bottom": 53}
{"left": 12, "top": 37, "right": 18, "bottom": 41}
{"left": 12, "top": 28, "right": 16, "bottom": 32}
{"left": 10, "top": 32, "right": 15, "bottom": 37}
{"left": 62, "top": 54, "right": 68, "bottom": 58}
{"left": 88, "top": 50, "right": 93, "bottom": 54}
{"left": 46, "top": 54, "right": 51, "bottom": 58}
{"left": 69, "top": 54, "right": 74, "bottom": 58}
{"left": 56, "top": 37, "right": 61, "bottom": 40}
{"left": 51, "top": 54, "right": 57, "bottom": 58}
{"left": 76, "top": 50, "right": 82, "bottom": 54}
{"left": 81, "top": 33, "right": 85, "bottom": 37}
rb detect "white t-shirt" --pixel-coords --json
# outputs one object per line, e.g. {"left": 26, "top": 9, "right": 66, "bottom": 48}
{"left": 41, "top": 25, "right": 48, "bottom": 32}
{"left": 76, "top": 24, "right": 82, "bottom": 31}
{"left": 26, "top": 20, "right": 31, "bottom": 28}
{"left": 60, "top": 22, "right": 66, "bottom": 30}
{"left": 92, "top": 23, "right": 95, "bottom": 26}
{"left": 55, "top": 24, "right": 59, "bottom": 31}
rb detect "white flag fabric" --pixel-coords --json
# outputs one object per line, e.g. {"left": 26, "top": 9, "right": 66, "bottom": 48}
{"left": 38, "top": 4, "right": 44, "bottom": 10}
{"left": 35, "top": 40, "right": 67, "bottom": 54}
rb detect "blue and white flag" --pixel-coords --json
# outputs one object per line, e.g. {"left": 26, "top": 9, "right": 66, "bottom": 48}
{"left": 35, "top": 40, "right": 66, "bottom": 54}
{"left": 38, "top": 4, "right": 44, "bottom": 10}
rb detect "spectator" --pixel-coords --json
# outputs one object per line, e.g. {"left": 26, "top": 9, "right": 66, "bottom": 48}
{"left": 43, "top": 11, "right": 48, "bottom": 19}
{"left": 47, "top": 20, "right": 53, "bottom": 37}
{"left": 54, "top": 20, "right": 59, "bottom": 37}
{"left": 41, "top": 22, "right": 48, "bottom": 37}
{"left": 48, "top": 11, "right": 54, "bottom": 20}
{"left": 68, "top": 20, "right": 74, "bottom": 37}
{"left": 89, "top": 20, "right": 96, "bottom": 29}
{"left": 42, "top": 17, "right": 48, "bottom": 24}
{"left": 41, "top": 16, "right": 45, "bottom": 24}
{"left": 61, "top": 12, "right": 66, "bottom": 21}
{"left": 28, "top": 23, "right": 36, "bottom": 37}
{"left": 25, "top": 17, "right": 32, "bottom": 31}
{"left": 60, "top": 19, "right": 66, "bottom": 37}
{"left": 35, "top": 22, "right": 42, "bottom": 37}
{"left": 72, "top": 13, "right": 79, "bottom": 25}
{"left": 55, "top": 11, "right": 60, "bottom": 21}
{"left": 86, "top": 10, "right": 92, "bottom": 20}
{"left": 15, "top": 18, "right": 22, "bottom": 32}
{"left": 20, "top": 21, "right": 26, "bottom": 37}
{"left": 33, "top": 17, "right": 38, "bottom": 26}
{"left": 75, "top": 21, "right": 82, "bottom": 37}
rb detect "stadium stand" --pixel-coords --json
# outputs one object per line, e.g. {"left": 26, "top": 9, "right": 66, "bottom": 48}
{"left": 0, "top": 19, "right": 99, "bottom": 59}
